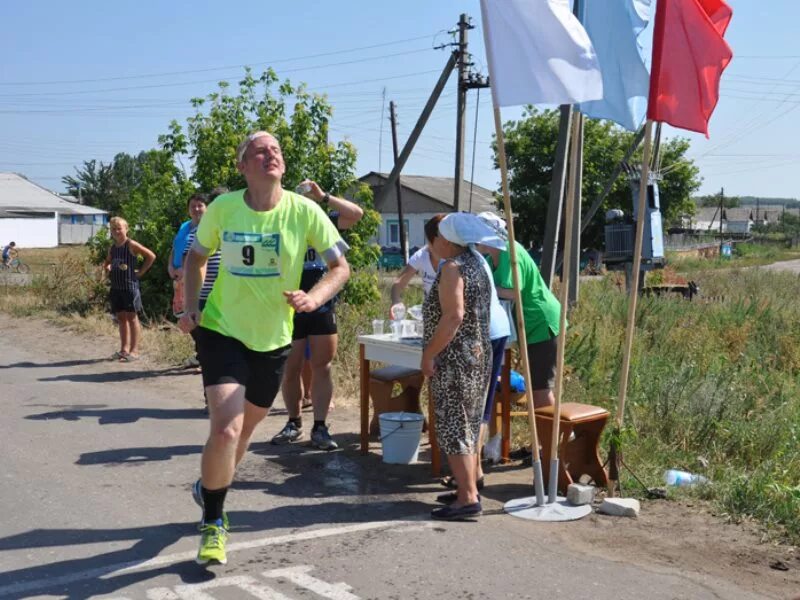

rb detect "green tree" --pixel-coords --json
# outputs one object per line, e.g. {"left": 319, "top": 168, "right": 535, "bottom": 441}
{"left": 497, "top": 108, "right": 701, "bottom": 247}
{"left": 696, "top": 193, "right": 740, "bottom": 208}
{"left": 62, "top": 160, "right": 115, "bottom": 211}
{"left": 63, "top": 152, "right": 155, "bottom": 214}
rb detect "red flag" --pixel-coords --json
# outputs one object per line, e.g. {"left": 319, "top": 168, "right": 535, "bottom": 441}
{"left": 647, "top": 0, "right": 733, "bottom": 136}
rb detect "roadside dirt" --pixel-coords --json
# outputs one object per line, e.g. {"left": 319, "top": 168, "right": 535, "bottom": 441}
{"left": 3, "top": 311, "right": 799, "bottom": 599}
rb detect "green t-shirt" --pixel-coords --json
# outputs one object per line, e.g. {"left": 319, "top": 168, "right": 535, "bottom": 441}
{"left": 195, "top": 189, "right": 344, "bottom": 352}
{"left": 492, "top": 241, "right": 562, "bottom": 344}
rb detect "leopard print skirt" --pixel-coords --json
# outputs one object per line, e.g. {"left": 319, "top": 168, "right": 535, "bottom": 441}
{"left": 423, "top": 250, "right": 492, "bottom": 455}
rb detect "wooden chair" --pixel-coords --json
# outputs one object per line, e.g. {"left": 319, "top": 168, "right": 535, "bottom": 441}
{"left": 368, "top": 365, "right": 425, "bottom": 436}
{"left": 534, "top": 403, "right": 610, "bottom": 493}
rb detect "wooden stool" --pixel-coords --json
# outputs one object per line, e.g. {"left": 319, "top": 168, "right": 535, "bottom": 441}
{"left": 368, "top": 366, "right": 425, "bottom": 436}
{"left": 534, "top": 402, "right": 610, "bottom": 493}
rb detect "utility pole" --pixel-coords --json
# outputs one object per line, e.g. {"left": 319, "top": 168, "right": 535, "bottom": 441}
{"left": 542, "top": 0, "right": 584, "bottom": 289}
{"left": 378, "top": 87, "right": 386, "bottom": 174}
{"left": 374, "top": 52, "right": 458, "bottom": 208}
{"left": 389, "top": 101, "right": 408, "bottom": 262}
{"left": 453, "top": 13, "right": 472, "bottom": 213}
{"left": 375, "top": 13, "right": 489, "bottom": 213}
{"left": 568, "top": 113, "right": 584, "bottom": 305}
{"left": 541, "top": 106, "right": 572, "bottom": 287}
{"left": 719, "top": 187, "right": 724, "bottom": 237}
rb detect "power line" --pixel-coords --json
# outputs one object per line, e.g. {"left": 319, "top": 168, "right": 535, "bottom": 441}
{"left": 0, "top": 34, "right": 441, "bottom": 86}
{"left": 0, "top": 49, "right": 436, "bottom": 99}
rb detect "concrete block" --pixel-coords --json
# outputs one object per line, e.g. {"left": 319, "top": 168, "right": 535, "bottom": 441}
{"left": 598, "top": 498, "right": 640, "bottom": 518}
{"left": 567, "top": 483, "right": 596, "bottom": 506}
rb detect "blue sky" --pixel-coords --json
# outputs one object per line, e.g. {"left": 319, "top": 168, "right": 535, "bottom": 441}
{"left": 1, "top": 0, "right": 797, "bottom": 200}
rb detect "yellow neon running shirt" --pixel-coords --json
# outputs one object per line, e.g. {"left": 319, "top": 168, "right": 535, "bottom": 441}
{"left": 195, "top": 189, "right": 344, "bottom": 351}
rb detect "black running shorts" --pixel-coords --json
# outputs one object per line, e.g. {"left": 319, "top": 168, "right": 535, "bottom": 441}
{"left": 292, "top": 308, "right": 337, "bottom": 340}
{"left": 526, "top": 334, "right": 558, "bottom": 391}
{"left": 109, "top": 288, "right": 142, "bottom": 314}
{"left": 195, "top": 327, "right": 290, "bottom": 408}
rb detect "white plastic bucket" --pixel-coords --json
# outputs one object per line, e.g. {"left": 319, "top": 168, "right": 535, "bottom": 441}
{"left": 379, "top": 412, "right": 424, "bottom": 464}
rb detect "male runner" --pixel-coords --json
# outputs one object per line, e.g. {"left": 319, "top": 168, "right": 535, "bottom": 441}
{"left": 179, "top": 131, "right": 350, "bottom": 565}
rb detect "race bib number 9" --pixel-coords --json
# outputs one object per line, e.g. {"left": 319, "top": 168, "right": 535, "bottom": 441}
{"left": 221, "top": 231, "right": 281, "bottom": 278}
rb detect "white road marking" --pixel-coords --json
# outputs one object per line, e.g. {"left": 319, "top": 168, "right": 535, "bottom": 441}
{"left": 264, "top": 565, "right": 359, "bottom": 600}
{"left": 100, "top": 568, "right": 360, "bottom": 600}
{"left": 0, "top": 519, "right": 420, "bottom": 597}
{"left": 173, "top": 575, "right": 291, "bottom": 600}
{"left": 146, "top": 590, "right": 180, "bottom": 600}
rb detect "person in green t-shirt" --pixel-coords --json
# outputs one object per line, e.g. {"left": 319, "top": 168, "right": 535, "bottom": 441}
{"left": 178, "top": 131, "right": 350, "bottom": 566}
{"left": 476, "top": 214, "right": 561, "bottom": 411}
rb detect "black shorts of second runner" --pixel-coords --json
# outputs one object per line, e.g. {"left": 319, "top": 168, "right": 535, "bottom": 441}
{"left": 195, "top": 326, "right": 290, "bottom": 408}
{"left": 292, "top": 308, "right": 337, "bottom": 341}
{"left": 109, "top": 287, "right": 143, "bottom": 314}
{"left": 526, "top": 333, "right": 558, "bottom": 391}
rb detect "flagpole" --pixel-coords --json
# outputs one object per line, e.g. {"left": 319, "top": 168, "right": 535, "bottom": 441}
{"left": 608, "top": 119, "right": 654, "bottom": 496}
{"left": 547, "top": 109, "right": 581, "bottom": 503}
{"left": 491, "top": 105, "right": 546, "bottom": 507}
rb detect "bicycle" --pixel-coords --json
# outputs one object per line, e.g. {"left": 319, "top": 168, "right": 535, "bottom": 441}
{"left": 0, "top": 257, "right": 30, "bottom": 274}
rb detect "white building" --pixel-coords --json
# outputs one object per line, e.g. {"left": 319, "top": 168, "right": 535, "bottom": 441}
{"left": 0, "top": 173, "right": 109, "bottom": 248}
{"left": 359, "top": 172, "right": 499, "bottom": 250}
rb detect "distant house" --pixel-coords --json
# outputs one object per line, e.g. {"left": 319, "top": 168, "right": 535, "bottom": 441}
{"left": 358, "top": 172, "right": 500, "bottom": 250}
{"left": 0, "top": 173, "right": 109, "bottom": 247}
{"left": 691, "top": 204, "right": 788, "bottom": 234}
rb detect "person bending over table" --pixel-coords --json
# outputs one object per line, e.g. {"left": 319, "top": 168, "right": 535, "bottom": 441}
{"left": 389, "top": 214, "right": 444, "bottom": 319}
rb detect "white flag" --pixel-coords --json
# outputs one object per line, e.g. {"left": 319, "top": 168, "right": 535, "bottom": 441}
{"left": 480, "top": 0, "right": 604, "bottom": 107}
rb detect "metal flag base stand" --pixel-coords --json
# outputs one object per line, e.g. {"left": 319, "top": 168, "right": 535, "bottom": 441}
{"left": 504, "top": 496, "right": 592, "bottom": 522}
{"left": 504, "top": 458, "right": 592, "bottom": 522}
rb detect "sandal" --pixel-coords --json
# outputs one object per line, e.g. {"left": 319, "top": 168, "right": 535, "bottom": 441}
{"left": 436, "top": 492, "right": 481, "bottom": 505}
{"left": 441, "top": 475, "right": 485, "bottom": 491}
{"left": 431, "top": 502, "right": 482, "bottom": 520}
{"left": 119, "top": 354, "right": 140, "bottom": 362}
{"left": 111, "top": 351, "right": 128, "bottom": 360}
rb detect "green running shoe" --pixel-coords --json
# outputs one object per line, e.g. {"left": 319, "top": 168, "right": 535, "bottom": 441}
{"left": 196, "top": 518, "right": 228, "bottom": 565}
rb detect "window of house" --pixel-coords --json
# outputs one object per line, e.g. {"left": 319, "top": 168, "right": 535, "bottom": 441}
{"left": 387, "top": 219, "right": 409, "bottom": 246}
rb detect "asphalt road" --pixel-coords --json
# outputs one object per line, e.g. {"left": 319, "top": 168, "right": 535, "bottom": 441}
{"left": 0, "top": 316, "right": 775, "bottom": 600}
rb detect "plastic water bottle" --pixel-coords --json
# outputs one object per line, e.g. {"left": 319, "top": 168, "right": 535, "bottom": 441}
{"left": 664, "top": 469, "right": 709, "bottom": 487}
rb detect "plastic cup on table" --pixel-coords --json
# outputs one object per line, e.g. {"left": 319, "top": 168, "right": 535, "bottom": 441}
{"left": 372, "top": 319, "right": 385, "bottom": 335}
{"left": 390, "top": 321, "right": 403, "bottom": 340}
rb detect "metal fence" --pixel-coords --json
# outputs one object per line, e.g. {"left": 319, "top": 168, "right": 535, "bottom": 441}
{"left": 663, "top": 233, "right": 719, "bottom": 251}
{"left": 59, "top": 223, "right": 105, "bottom": 244}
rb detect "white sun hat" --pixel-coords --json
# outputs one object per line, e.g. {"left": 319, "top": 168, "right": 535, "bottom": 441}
{"left": 439, "top": 212, "right": 507, "bottom": 250}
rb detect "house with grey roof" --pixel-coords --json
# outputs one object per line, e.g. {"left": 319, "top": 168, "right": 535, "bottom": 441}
{"left": 359, "top": 172, "right": 499, "bottom": 249}
{"left": 0, "top": 173, "right": 109, "bottom": 247}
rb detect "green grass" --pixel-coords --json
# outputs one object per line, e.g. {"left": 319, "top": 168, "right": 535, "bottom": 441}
{"left": 668, "top": 242, "right": 800, "bottom": 272}
{"left": 560, "top": 268, "right": 800, "bottom": 542}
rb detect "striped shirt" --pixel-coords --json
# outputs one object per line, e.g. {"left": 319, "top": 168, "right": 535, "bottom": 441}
{"left": 183, "top": 228, "right": 220, "bottom": 301}
{"left": 109, "top": 240, "right": 139, "bottom": 291}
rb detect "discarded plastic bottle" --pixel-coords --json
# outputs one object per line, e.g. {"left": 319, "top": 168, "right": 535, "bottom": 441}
{"left": 664, "top": 469, "right": 709, "bottom": 487}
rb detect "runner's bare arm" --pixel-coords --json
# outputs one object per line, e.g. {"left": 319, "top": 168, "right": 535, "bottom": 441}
{"left": 179, "top": 246, "right": 210, "bottom": 332}
{"left": 129, "top": 240, "right": 156, "bottom": 278}
{"left": 390, "top": 265, "right": 417, "bottom": 318}
{"left": 284, "top": 254, "right": 350, "bottom": 313}
{"left": 299, "top": 180, "right": 363, "bottom": 230}
{"left": 103, "top": 247, "right": 112, "bottom": 273}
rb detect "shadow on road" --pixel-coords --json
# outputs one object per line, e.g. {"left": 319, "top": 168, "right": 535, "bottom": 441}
{"left": 38, "top": 366, "right": 196, "bottom": 384}
{"left": 77, "top": 444, "right": 205, "bottom": 465}
{"left": 26, "top": 406, "right": 206, "bottom": 424}
{"left": 0, "top": 358, "right": 109, "bottom": 369}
